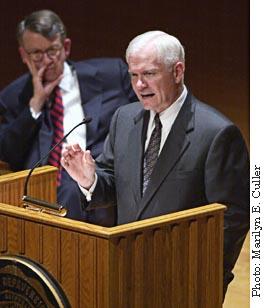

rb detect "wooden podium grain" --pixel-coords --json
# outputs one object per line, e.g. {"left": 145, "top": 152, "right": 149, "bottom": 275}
{"left": 0, "top": 166, "right": 225, "bottom": 308}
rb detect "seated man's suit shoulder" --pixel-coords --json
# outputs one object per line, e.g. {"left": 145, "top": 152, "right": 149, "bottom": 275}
{"left": 0, "top": 73, "right": 31, "bottom": 108}
{"left": 0, "top": 73, "right": 31, "bottom": 95}
{"left": 73, "top": 58, "right": 130, "bottom": 89}
{"left": 75, "top": 57, "right": 127, "bottom": 71}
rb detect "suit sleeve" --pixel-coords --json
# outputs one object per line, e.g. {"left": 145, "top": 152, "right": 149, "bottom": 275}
{"left": 0, "top": 96, "right": 42, "bottom": 170}
{"left": 204, "top": 124, "right": 250, "bottom": 294}
{"left": 80, "top": 107, "right": 119, "bottom": 211}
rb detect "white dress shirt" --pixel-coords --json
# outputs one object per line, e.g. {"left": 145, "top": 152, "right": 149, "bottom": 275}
{"left": 59, "top": 62, "right": 86, "bottom": 151}
{"left": 145, "top": 85, "right": 187, "bottom": 153}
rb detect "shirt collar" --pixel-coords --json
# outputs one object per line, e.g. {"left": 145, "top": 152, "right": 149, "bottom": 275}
{"left": 149, "top": 85, "right": 188, "bottom": 129}
{"left": 59, "top": 62, "right": 75, "bottom": 92}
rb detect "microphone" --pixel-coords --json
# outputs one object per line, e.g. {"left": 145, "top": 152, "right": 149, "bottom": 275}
{"left": 21, "top": 117, "right": 92, "bottom": 216}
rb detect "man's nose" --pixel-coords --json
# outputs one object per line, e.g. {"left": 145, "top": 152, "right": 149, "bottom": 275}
{"left": 42, "top": 52, "right": 53, "bottom": 64}
{"left": 136, "top": 77, "right": 147, "bottom": 89}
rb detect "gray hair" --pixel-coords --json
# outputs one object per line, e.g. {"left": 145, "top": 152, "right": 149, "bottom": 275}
{"left": 125, "top": 31, "right": 185, "bottom": 71}
{"left": 17, "top": 10, "right": 66, "bottom": 44}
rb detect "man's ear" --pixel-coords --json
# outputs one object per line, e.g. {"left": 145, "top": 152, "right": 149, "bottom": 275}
{"left": 63, "top": 38, "right": 71, "bottom": 58}
{"left": 173, "top": 62, "right": 185, "bottom": 84}
{"left": 18, "top": 46, "right": 27, "bottom": 64}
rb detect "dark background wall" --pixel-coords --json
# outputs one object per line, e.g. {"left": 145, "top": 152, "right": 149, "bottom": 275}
{"left": 0, "top": 0, "right": 249, "bottom": 145}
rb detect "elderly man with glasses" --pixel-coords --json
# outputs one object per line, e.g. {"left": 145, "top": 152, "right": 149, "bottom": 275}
{"left": 0, "top": 10, "right": 137, "bottom": 226}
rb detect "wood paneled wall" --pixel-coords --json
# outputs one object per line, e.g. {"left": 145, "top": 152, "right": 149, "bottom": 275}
{"left": 0, "top": 0, "right": 249, "bottom": 145}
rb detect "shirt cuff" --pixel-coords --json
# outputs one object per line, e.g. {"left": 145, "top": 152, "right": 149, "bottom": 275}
{"left": 78, "top": 173, "right": 98, "bottom": 202}
{"left": 30, "top": 107, "right": 42, "bottom": 119}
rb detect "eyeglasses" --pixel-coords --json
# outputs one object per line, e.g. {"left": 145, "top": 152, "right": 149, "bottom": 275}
{"left": 25, "top": 45, "right": 63, "bottom": 61}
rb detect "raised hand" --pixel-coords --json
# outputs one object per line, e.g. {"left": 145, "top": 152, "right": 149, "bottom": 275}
{"left": 61, "top": 144, "right": 96, "bottom": 189}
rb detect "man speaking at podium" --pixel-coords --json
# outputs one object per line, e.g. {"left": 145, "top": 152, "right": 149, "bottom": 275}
{"left": 0, "top": 10, "right": 137, "bottom": 225}
{"left": 61, "top": 30, "right": 250, "bottom": 297}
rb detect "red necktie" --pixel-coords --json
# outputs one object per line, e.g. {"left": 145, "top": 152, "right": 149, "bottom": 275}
{"left": 48, "top": 86, "right": 64, "bottom": 186}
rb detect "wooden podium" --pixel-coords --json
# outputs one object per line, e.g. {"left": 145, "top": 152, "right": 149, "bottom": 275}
{"left": 0, "top": 166, "right": 225, "bottom": 308}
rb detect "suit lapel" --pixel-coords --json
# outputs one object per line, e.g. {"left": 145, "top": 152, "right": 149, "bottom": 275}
{"left": 136, "top": 93, "right": 195, "bottom": 219}
{"left": 126, "top": 110, "right": 149, "bottom": 207}
{"left": 39, "top": 121, "right": 53, "bottom": 164}
{"left": 73, "top": 61, "right": 103, "bottom": 149}
{"left": 19, "top": 77, "right": 53, "bottom": 164}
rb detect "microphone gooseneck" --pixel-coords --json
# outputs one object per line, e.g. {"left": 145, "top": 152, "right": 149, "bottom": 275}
{"left": 22, "top": 117, "right": 92, "bottom": 215}
{"left": 23, "top": 117, "right": 91, "bottom": 197}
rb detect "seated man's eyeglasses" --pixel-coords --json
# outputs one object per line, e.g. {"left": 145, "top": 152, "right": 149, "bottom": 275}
{"left": 25, "top": 45, "right": 63, "bottom": 61}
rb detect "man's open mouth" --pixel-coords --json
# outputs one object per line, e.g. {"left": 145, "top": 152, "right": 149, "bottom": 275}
{"left": 141, "top": 94, "right": 155, "bottom": 98}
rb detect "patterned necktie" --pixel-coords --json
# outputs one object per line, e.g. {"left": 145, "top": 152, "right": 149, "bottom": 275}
{"left": 142, "top": 113, "right": 162, "bottom": 194}
{"left": 48, "top": 86, "right": 64, "bottom": 186}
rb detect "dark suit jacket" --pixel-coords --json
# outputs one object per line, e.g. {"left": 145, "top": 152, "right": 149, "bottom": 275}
{"left": 83, "top": 91, "right": 250, "bottom": 294}
{"left": 0, "top": 58, "right": 137, "bottom": 225}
